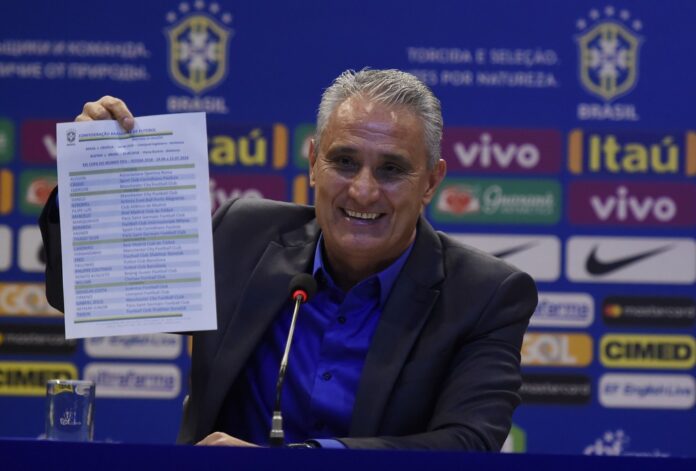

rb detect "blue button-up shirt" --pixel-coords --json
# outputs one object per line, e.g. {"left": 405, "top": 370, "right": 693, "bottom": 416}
{"left": 219, "top": 235, "right": 413, "bottom": 447}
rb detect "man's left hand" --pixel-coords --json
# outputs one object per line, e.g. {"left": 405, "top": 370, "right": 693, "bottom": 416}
{"left": 196, "top": 431, "right": 260, "bottom": 447}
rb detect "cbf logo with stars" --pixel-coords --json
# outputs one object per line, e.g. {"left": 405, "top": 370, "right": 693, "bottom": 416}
{"left": 165, "top": 1, "right": 234, "bottom": 95}
{"left": 576, "top": 6, "right": 643, "bottom": 102}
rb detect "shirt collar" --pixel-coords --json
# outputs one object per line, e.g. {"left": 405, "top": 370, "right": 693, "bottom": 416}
{"left": 312, "top": 233, "right": 414, "bottom": 308}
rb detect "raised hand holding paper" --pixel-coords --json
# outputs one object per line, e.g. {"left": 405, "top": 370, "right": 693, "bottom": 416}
{"left": 56, "top": 113, "right": 217, "bottom": 339}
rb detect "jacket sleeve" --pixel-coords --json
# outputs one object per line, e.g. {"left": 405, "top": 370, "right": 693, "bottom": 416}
{"left": 39, "top": 187, "right": 65, "bottom": 313}
{"left": 339, "top": 270, "right": 537, "bottom": 450}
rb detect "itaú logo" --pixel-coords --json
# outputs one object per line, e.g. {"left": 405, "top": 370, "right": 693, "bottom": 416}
{"left": 521, "top": 333, "right": 593, "bottom": 367}
{"left": 600, "top": 335, "right": 695, "bottom": 369}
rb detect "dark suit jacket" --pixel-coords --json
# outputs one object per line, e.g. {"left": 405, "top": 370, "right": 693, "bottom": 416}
{"left": 40, "top": 193, "right": 537, "bottom": 450}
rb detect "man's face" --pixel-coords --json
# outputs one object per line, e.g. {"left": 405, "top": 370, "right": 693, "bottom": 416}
{"left": 309, "top": 96, "right": 446, "bottom": 277}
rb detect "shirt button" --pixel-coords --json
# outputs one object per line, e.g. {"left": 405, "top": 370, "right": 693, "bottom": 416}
{"left": 337, "top": 316, "right": 346, "bottom": 324}
{"left": 321, "top": 372, "right": 332, "bottom": 381}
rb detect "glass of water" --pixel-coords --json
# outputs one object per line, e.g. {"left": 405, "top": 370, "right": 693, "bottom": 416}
{"left": 45, "top": 379, "right": 95, "bottom": 441}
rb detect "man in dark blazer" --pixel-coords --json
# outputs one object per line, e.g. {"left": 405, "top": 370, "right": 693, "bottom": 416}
{"left": 41, "top": 69, "right": 537, "bottom": 450}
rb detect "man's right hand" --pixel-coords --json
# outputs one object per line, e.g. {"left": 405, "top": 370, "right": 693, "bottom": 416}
{"left": 76, "top": 95, "right": 135, "bottom": 131}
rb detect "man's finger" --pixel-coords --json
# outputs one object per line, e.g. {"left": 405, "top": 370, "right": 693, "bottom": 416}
{"left": 81, "top": 101, "right": 112, "bottom": 121}
{"left": 98, "top": 95, "right": 135, "bottom": 131}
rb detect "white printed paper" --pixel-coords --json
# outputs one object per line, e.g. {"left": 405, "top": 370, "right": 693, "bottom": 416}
{"left": 56, "top": 113, "right": 217, "bottom": 338}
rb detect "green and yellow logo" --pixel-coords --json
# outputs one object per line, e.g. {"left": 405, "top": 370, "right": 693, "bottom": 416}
{"left": 576, "top": 11, "right": 642, "bottom": 101}
{"left": 165, "top": 3, "right": 234, "bottom": 95}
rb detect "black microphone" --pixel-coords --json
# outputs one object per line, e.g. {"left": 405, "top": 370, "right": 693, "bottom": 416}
{"left": 269, "top": 273, "right": 317, "bottom": 448}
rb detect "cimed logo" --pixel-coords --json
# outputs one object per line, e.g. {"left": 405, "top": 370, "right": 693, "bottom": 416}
{"left": 165, "top": 1, "right": 234, "bottom": 95}
{"left": 576, "top": 6, "right": 643, "bottom": 102}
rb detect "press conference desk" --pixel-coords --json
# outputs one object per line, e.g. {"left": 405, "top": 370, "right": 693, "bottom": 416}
{"left": 4, "top": 438, "right": 696, "bottom": 470}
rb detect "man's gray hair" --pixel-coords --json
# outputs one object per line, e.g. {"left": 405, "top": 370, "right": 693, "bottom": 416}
{"left": 316, "top": 69, "right": 443, "bottom": 168}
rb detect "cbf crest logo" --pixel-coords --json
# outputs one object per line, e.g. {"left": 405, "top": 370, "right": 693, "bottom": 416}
{"left": 66, "top": 129, "right": 76, "bottom": 146}
{"left": 576, "top": 6, "right": 643, "bottom": 102}
{"left": 165, "top": 1, "right": 234, "bottom": 95}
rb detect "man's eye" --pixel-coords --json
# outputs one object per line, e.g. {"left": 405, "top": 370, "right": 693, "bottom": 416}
{"left": 378, "top": 164, "right": 405, "bottom": 177}
{"left": 332, "top": 156, "right": 357, "bottom": 168}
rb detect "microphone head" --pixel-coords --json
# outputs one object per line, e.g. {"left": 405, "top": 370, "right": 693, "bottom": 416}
{"left": 288, "top": 273, "right": 317, "bottom": 303}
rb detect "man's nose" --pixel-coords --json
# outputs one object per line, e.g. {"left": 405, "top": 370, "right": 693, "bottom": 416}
{"left": 347, "top": 167, "right": 380, "bottom": 205}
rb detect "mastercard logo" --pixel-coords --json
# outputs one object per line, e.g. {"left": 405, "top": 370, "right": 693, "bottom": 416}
{"left": 604, "top": 303, "right": 623, "bottom": 318}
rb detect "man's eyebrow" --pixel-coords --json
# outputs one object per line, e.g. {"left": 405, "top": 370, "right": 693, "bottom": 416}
{"left": 326, "top": 146, "right": 358, "bottom": 156}
{"left": 380, "top": 153, "right": 413, "bottom": 168}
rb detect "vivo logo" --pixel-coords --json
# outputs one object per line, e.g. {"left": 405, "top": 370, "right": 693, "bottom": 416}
{"left": 454, "top": 133, "right": 539, "bottom": 168}
{"left": 208, "top": 174, "right": 286, "bottom": 213}
{"left": 569, "top": 182, "right": 696, "bottom": 227}
{"left": 592, "top": 186, "right": 675, "bottom": 221}
{"left": 442, "top": 128, "right": 561, "bottom": 173}
{"left": 20, "top": 120, "right": 61, "bottom": 164}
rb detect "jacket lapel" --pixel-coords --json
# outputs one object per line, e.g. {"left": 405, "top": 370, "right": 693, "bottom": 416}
{"left": 350, "top": 218, "right": 445, "bottom": 436}
{"left": 198, "top": 220, "right": 319, "bottom": 436}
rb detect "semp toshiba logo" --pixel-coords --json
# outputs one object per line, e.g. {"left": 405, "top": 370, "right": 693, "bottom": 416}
{"left": 0, "top": 362, "right": 77, "bottom": 396}
{"left": 84, "top": 363, "right": 181, "bottom": 399}
{"left": 599, "top": 373, "right": 695, "bottom": 409}
{"left": 522, "top": 332, "right": 593, "bottom": 367}
{"left": 600, "top": 334, "right": 695, "bottom": 369}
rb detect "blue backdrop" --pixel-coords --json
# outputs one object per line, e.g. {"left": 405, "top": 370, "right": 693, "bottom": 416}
{"left": 0, "top": 0, "right": 694, "bottom": 457}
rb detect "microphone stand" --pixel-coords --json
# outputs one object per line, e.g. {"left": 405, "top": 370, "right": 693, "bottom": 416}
{"left": 269, "top": 293, "right": 304, "bottom": 448}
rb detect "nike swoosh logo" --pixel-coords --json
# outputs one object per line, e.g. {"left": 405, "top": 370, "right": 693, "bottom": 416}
{"left": 585, "top": 245, "right": 672, "bottom": 276}
{"left": 492, "top": 242, "right": 538, "bottom": 259}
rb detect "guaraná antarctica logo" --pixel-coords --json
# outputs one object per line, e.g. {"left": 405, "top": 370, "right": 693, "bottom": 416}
{"left": 575, "top": 6, "right": 643, "bottom": 121}
{"left": 164, "top": 1, "right": 234, "bottom": 113}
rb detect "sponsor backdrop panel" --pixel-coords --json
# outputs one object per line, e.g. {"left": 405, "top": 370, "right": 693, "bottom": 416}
{"left": 1, "top": 0, "right": 695, "bottom": 455}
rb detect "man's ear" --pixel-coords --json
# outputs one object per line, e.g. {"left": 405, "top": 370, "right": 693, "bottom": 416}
{"left": 308, "top": 138, "right": 317, "bottom": 188}
{"left": 422, "top": 158, "right": 447, "bottom": 205}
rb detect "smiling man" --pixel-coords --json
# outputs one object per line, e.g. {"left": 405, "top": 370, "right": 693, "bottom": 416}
{"left": 309, "top": 92, "right": 446, "bottom": 291}
{"left": 41, "top": 69, "right": 537, "bottom": 450}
